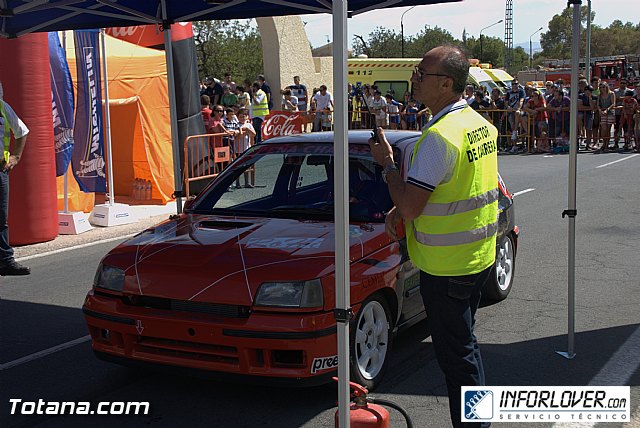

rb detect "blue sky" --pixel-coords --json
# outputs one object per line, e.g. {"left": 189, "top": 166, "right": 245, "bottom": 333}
{"left": 300, "top": 0, "right": 634, "bottom": 50}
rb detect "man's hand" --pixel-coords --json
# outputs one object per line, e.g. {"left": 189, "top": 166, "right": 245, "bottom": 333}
{"left": 368, "top": 127, "right": 394, "bottom": 166}
{"left": 385, "top": 206, "right": 401, "bottom": 240}
{"left": 3, "top": 155, "right": 20, "bottom": 172}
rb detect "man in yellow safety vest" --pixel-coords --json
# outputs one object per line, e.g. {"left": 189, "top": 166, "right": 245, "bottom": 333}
{"left": 0, "top": 80, "right": 30, "bottom": 276}
{"left": 369, "top": 46, "right": 498, "bottom": 428}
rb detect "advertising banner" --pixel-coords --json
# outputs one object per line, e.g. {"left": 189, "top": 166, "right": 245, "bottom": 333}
{"left": 72, "top": 29, "right": 106, "bottom": 192}
{"left": 48, "top": 32, "right": 75, "bottom": 177}
{"left": 261, "top": 111, "right": 305, "bottom": 140}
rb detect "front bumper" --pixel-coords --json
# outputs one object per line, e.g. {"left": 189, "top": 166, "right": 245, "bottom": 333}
{"left": 83, "top": 291, "right": 344, "bottom": 382}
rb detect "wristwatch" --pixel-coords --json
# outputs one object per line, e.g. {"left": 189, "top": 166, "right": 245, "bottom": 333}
{"left": 381, "top": 163, "right": 399, "bottom": 183}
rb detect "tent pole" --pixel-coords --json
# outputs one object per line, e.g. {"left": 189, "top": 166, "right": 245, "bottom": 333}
{"left": 333, "top": 0, "right": 350, "bottom": 427}
{"left": 161, "top": 0, "right": 183, "bottom": 214}
{"left": 100, "top": 28, "right": 115, "bottom": 206}
{"left": 63, "top": 30, "right": 69, "bottom": 213}
{"left": 557, "top": 0, "right": 581, "bottom": 360}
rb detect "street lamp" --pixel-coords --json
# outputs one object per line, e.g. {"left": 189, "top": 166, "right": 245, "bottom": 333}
{"left": 479, "top": 19, "right": 503, "bottom": 63}
{"left": 401, "top": 6, "right": 416, "bottom": 58}
{"left": 529, "top": 26, "right": 543, "bottom": 69}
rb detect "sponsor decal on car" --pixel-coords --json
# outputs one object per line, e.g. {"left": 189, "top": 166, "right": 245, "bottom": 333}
{"left": 311, "top": 355, "right": 339, "bottom": 374}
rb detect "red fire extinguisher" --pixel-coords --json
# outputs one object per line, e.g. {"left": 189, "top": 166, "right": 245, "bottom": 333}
{"left": 334, "top": 378, "right": 414, "bottom": 428}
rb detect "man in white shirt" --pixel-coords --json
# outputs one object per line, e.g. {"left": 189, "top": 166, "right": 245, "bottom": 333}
{"left": 0, "top": 81, "right": 30, "bottom": 276}
{"left": 312, "top": 85, "right": 333, "bottom": 131}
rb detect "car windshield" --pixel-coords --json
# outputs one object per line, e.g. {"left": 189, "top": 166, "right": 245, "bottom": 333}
{"left": 188, "top": 142, "right": 393, "bottom": 223}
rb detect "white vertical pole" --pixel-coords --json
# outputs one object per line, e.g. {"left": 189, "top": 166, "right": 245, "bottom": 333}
{"left": 160, "top": 0, "right": 183, "bottom": 214}
{"left": 557, "top": 0, "right": 581, "bottom": 360}
{"left": 62, "top": 30, "right": 69, "bottom": 213}
{"left": 100, "top": 28, "right": 115, "bottom": 206}
{"left": 333, "top": 0, "right": 350, "bottom": 427}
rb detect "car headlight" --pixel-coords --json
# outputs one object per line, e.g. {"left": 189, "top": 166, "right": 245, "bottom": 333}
{"left": 255, "top": 279, "right": 323, "bottom": 308}
{"left": 93, "top": 263, "right": 125, "bottom": 292}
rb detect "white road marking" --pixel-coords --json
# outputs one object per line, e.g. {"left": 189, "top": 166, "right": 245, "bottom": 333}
{"left": 15, "top": 234, "right": 136, "bottom": 262}
{"left": 596, "top": 153, "right": 639, "bottom": 169}
{"left": 552, "top": 324, "right": 640, "bottom": 428}
{"left": 0, "top": 335, "right": 91, "bottom": 371}
{"left": 512, "top": 188, "right": 535, "bottom": 197}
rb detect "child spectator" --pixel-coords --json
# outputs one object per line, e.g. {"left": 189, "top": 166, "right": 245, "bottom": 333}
{"left": 281, "top": 88, "right": 299, "bottom": 112}
{"left": 200, "top": 94, "right": 212, "bottom": 127}
{"left": 235, "top": 86, "right": 251, "bottom": 110}
{"left": 235, "top": 109, "right": 256, "bottom": 188}
{"left": 384, "top": 94, "right": 402, "bottom": 129}
{"left": 404, "top": 99, "right": 418, "bottom": 130}
{"left": 370, "top": 90, "right": 388, "bottom": 128}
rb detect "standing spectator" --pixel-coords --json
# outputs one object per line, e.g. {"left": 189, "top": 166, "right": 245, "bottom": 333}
{"left": 368, "top": 45, "right": 498, "bottom": 428}
{"left": 613, "top": 80, "right": 629, "bottom": 148}
{"left": 223, "top": 107, "right": 241, "bottom": 156}
{"left": 234, "top": 109, "right": 256, "bottom": 188}
{"left": 385, "top": 93, "right": 402, "bottom": 129}
{"left": 281, "top": 89, "right": 299, "bottom": 112}
{"left": 0, "top": 82, "right": 30, "bottom": 276}
{"left": 555, "top": 78, "right": 568, "bottom": 96}
{"left": 404, "top": 99, "right": 419, "bottom": 130}
{"left": 370, "top": 90, "right": 388, "bottom": 129}
{"left": 257, "top": 74, "right": 273, "bottom": 111}
{"left": 620, "top": 89, "right": 638, "bottom": 150}
{"left": 548, "top": 88, "right": 571, "bottom": 147}
{"left": 312, "top": 85, "right": 334, "bottom": 132}
{"left": 464, "top": 84, "right": 475, "bottom": 104}
{"left": 489, "top": 88, "right": 507, "bottom": 151}
{"left": 250, "top": 82, "right": 269, "bottom": 143}
{"left": 223, "top": 72, "right": 236, "bottom": 92}
{"left": 506, "top": 79, "right": 526, "bottom": 152}
{"left": 578, "top": 85, "right": 597, "bottom": 150}
{"left": 200, "top": 94, "right": 212, "bottom": 127}
{"left": 287, "top": 75, "right": 308, "bottom": 114}
{"left": 523, "top": 90, "right": 549, "bottom": 153}
{"left": 358, "top": 84, "right": 374, "bottom": 129}
{"left": 210, "top": 78, "right": 224, "bottom": 106}
{"left": 576, "top": 79, "right": 588, "bottom": 146}
{"left": 221, "top": 86, "right": 238, "bottom": 109}
{"left": 590, "top": 76, "right": 602, "bottom": 144}
{"left": 235, "top": 86, "right": 251, "bottom": 111}
{"left": 596, "top": 82, "right": 615, "bottom": 152}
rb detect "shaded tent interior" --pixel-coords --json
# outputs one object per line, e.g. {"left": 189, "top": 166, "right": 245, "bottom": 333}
{"left": 57, "top": 33, "right": 174, "bottom": 212}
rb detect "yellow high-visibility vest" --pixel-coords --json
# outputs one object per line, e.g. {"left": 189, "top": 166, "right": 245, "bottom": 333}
{"left": 0, "top": 100, "right": 10, "bottom": 163}
{"left": 406, "top": 104, "right": 499, "bottom": 276}
{"left": 252, "top": 89, "right": 269, "bottom": 118}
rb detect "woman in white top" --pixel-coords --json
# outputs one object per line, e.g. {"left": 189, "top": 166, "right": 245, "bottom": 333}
{"left": 370, "top": 90, "right": 388, "bottom": 128}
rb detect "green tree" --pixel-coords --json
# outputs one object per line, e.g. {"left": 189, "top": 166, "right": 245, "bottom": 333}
{"left": 192, "top": 20, "right": 263, "bottom": 84}
{"left": 539, "top": 6, "right": 593, "bottom": 60}
{"left": 405, "top": 26, "right": 456, "bottom": 58}
{"left": 352, "top": 26, "right": 401, "bottom": 57}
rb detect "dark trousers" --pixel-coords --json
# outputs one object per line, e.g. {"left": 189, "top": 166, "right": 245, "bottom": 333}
{"left": 252, "top": 117, "right": 263, "bottom": 143}
{"left": 420, "top": 266, "right": 493, "bottom": 428}
{"left": 0, "top": 171, "right": 14, "bottom": 263}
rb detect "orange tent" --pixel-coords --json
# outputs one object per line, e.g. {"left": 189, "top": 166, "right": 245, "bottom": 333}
{"left": 58, "top": 32, "right": 174, "bottom": 212}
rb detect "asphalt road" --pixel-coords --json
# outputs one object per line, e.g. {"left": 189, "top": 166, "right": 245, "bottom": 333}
{"left": 1, "top": 150, "right": 639, "bottom": 428}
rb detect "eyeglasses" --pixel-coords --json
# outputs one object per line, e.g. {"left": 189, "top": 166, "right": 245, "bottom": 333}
{"left": 413, "top": 66, "right": 449, "bottom": 82}
{"left": 215, "top": 109, "right": 224, "bottom": 112}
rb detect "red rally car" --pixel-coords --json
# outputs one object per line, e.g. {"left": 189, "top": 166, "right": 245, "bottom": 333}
{"left": 83, "top": 130, "right": 518, "bottom": 388}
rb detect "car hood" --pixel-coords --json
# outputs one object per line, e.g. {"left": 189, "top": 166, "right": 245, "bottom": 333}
{"left": 104, "top": 214, "right": 389, "bottom": 304}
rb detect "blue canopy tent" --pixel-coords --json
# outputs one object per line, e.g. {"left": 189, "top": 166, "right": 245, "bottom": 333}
{"left": 1, "top": 1, "right": 476, "bottom": 426}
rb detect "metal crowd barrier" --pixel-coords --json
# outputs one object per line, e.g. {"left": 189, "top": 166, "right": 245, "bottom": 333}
{"left": 183, "top": 132, "right": 231, "bottom": 198}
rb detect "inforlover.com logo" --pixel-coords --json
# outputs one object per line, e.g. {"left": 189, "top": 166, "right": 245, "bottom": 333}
{"left": 463, "top": 390, "right": 493, "bottom": 421}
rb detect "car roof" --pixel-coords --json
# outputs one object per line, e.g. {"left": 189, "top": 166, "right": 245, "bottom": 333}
{"left": 258, "top": 130, "right": 421, "bottom": 147}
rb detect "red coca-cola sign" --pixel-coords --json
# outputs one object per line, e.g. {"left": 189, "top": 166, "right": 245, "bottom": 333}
{"left": 261, "top": 111, "right": 305, "bottom": 140}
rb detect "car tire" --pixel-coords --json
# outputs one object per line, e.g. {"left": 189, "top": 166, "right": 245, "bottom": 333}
{"left": 485, "top": 233, "right": 516, "bottom": 301}
{"left": 349, "top": 295, "right": 393, "bottom": 390}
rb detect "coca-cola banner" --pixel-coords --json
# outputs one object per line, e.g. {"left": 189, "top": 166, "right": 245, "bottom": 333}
{"left": 261, "top": 111, "right": 305, "bottom": 141}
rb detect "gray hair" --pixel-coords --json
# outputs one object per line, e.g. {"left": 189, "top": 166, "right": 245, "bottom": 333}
{"left": 438, "top": 46, "right": 469, "bottom": 95}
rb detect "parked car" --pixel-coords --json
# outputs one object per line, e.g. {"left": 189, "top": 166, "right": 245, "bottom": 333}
{"left": 83, "top": 130, "right": 518, "bottom": 389}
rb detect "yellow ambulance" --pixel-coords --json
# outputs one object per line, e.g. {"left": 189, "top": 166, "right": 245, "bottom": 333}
{"left": 348, "top": 57, "right": 501, "bottom": 97}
